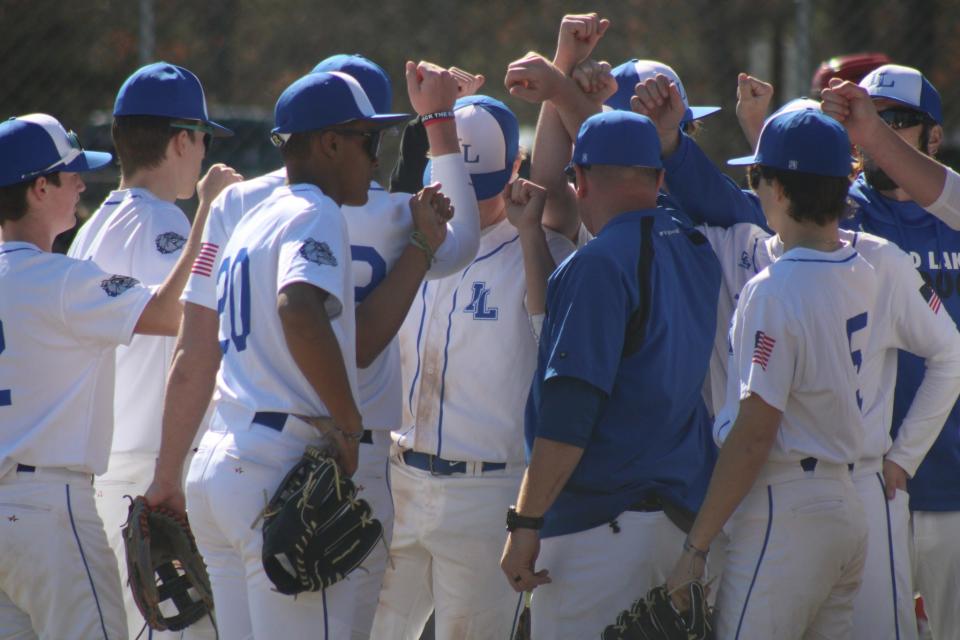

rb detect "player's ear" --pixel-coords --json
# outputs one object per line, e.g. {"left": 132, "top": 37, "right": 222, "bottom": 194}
{"left": 927, "top": 124, "right": 943, "bottom": 157}
{"left": 315, "top": 130, "right": 340, "bottom": 160}
{"left": 574, "top": 165, "right": 588, "bottom": 198}
{"left": 169, "top": 130, "right": 191, "bottom": 159}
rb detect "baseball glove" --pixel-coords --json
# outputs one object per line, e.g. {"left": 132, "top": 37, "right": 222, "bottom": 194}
{"left": 122, "top": 496, "right": 214, "bottom": 631}
{"left": 601, "top": 582, "right": 714, "bottom": 640}
{"left": 261, "top": 444, "right": 383, "bottom": 595}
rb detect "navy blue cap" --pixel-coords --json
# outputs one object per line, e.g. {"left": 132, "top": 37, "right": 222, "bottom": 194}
{"left": 272, "top": 72, "right": 409, "bottom": 138}
{"left": 572, "top": 111, "right": 662, "bottom": 169}
{"left": 605, "top": 59, "right": 720, "bottom": 124}
{"left": 0, "top": 114, "right": 113, "bottom": 187}
{"left": 422, "top": 95, "right": 519, "bottom": 200}
{"left": 113, "top": 62, "right": 233, "bottom": 136}
{"left": 728, "top": 109, "right": 852, "bottom": 177}
{"left": 860, "top": 64, "right": 943, "bottom": 124}
{"left": 312, "top": 54, "right": 392, "bottom": 115}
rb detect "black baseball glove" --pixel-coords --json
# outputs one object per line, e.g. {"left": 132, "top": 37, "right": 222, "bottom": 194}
{"left": 601, "top": 582, "right": 714, "bottom": 640}
{"left": 261, "top": 445, "right": 383, "bottom": 595}
{"left": 122, "top": 496, "right": 214, "bottom": 631}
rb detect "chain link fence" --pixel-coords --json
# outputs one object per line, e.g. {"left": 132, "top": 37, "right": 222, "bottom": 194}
{"left": 2, "top": 0, "right": 957, "bottom": 225}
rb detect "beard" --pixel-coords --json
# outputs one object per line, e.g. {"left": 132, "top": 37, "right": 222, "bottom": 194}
{"left": 863, "top": 163, "right": 900, "bottom": 191}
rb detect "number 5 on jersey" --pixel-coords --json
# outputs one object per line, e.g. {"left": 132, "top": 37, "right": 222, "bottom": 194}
{"left": 218, "top": 249, "right": 251, "bottom": 353}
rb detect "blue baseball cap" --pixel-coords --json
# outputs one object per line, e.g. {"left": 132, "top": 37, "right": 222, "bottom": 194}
{"left": 113, "top": 62, "right": 233, "bottom": 136}
{"left": 312, "top": 54, "right": 392, "bottom": 115}
{"left": 728, "top": 109, "right": 852, "bottom": 177}
{"left": 272, "top": 71, "right": 409, "bottom": 141}
{"left": 860, "top": 64, "right": 942, "bottom": 124}
{"left": 605, "top": 59, "right": 720, "bottom": 124}
{"left": 422, "top": 95, "right": 519, "bottom": 201}
{"left": 0, "top": 114, "right": 113, "bottom": 187}
{"left": 571, "top": 111, "right": 662, "bottom": 169}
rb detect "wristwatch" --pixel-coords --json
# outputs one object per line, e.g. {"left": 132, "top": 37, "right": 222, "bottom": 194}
{"left": 506, "top": 506, "right": 544, "bottom": 532}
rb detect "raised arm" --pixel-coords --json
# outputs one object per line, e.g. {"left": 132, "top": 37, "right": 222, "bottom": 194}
{"left": 735, "top": 73, "right": 774, "bottom": 152}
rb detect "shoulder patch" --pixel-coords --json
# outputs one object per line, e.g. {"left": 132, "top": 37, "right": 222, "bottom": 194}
{"left": 100, "top": 275, "right": 140, "bottom": 297}
{"left": 298, "top": 238, "right": 338, "bottom": 267}
{"left": 155, "top": 231, "right": 187, "bottom": 254}
{"left": 920, "top": 282, "right": 942, "bottom": 314}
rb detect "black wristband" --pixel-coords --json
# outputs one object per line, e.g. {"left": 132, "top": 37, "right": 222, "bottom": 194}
{"left": 420, "top": 110, "right": 455, "bottom": 126}
{"left": 506, "top": 506, "right": 544, "bottom": 532}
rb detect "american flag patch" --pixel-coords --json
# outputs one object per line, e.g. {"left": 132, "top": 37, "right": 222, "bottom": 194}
{"left": 191, "top": 242, "right": 219, "bottom": 277}
{"left": 752, "top": 330, "right": 776, "bottom": 370}
{"left": 920, "top": 282, "right": 942, "bottom": 314}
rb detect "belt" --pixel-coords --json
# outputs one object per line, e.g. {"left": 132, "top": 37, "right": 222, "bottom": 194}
{"left": 401, "top": 450, "right": 506, "bottom": 476}
{"left": 626, "top": 495, "right": 663, "bottom": 513}
{"left": 252, "top": 411, "right": 372, "bottom": 444}
{"left": 801, "top": 457, "right": 854, "bottom": 473}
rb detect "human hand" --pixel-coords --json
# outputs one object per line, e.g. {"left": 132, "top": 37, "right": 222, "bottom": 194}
{"left": 144, "top": 472, "right": 186, "bottom": 516}
{"left": 406, "top": 60, "right": 459, "bottom": 115}
{"left": 197, "top": 163, "right": 243, "bottom": 205}
{"left": 572, "top": 59, "right": 618, "bottom": 105}
{"left": 736, "top": 73, "right": 774, "bottom": 150}
{"left": 504, "top": 178, "right": 547, "bottom": 232}
{"left": 665, "top": 546, "right": 707, "bottom": 612}
{"left": 554, "top": 12, "right": 611, "bottom": 74}
{"left": 821, "top": 78, "right": 884, "bottom": 147}
{"left": 505, "top": 53, "right": 565, "bottom": 104}
{"left": 882, "top": 458, "right": 908, "bottom": 501}
{"left": 409, "top": 182, "right": 453, "bottom": 252}
{"left": 501, "top": 528, "right": 552, "bottom": 593}
{"left": 449, "top": 66, "right": 485, "bottom": 98}
{"left": 631, "top": 74, "right": 686, "bottom": 156}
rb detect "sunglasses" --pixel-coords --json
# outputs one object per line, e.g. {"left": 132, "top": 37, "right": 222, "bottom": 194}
{"left": 746, "top": 164, "right": 770, "bottom": 191}
{"left": 564, "top": 163, "right": 590, "bottom": 187}
{"left": 327, "top": 128, "right": 382, "bottom": 161}
{"left": 171, "top": 121, "right": 215, "bottom": 152}
{"left": 877, "top": 108, "right": 931, "bottom": 131}
{"left": 21, "top": 129, "right": 85, "bottom": 180}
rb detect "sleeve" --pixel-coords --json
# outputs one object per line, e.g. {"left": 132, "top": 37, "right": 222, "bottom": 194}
{"left": 732, "top": 289, "right": 797, "bottom": 411}
{"left": 883, "top": 249, "right": 960, "bottom": 476}
{"left": 424, "top": 152, "right": 482, "bottom": 279}
{"left": 541, "top": 254, "right": 629, "bottom": 395}
{"left": 389, "top": 117, "right": 428, "bottom": 194}
{"left": 924, "top": 166, "right": 960, "bottom": 231}
{"left": 277, "top": 207, "right": 349, "bottom": 319}
{"left": 60, "top": 260, "right": 153, "bottom": 346}
{"left": 129, "top": 204, "right": 191, "bottom": 287}
{"left": 534, "top": 375, "right": 606, "bottom": 448}
{"left": 543, "top": 226, "right": 579, "bottom": 264}
{"left": 182, "top": 190, "right": 231, "bottom": 311}
{"left": 663, "top": 133, "right": 768, "bottom": 230}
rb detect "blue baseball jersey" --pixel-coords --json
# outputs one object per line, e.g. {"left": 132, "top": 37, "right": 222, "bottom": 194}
{"left": 663, "top": 133, "right": 960, "bottom": 511}
{"left": 526, "top": 208, "right": 721, "bottom": 538}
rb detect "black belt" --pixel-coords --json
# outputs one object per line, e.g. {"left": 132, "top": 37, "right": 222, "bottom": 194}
{"left": 252, "top": 411, "right": 373, "bottom": 444}
{"left": 401, "top": 450, "right": 506, "bottom": 476}
{"left": 16, "top": 464, "right": 35, "bottom": 473}
{"left": 800, "top": 457, "right": 854, "bottom": 472}
{"left": 626, "top": 495, "right": 663, "bottom": 513}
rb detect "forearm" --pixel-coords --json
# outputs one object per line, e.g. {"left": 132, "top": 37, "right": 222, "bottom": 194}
{"left": 518, "top": 224, "right": 556, "bottom": 316}
{"left": 423, "top": 117, "right": 460, "bottom": 156}
{"left": 428, "top": 153, "right": 481, "bottom": 277}
{"left": 515, "top": 437, "right": 584, "bottom": 517}
{"left": 356, "top": 244, "right": 429, "bottom": 368}
{"left": 531, "top": 102, "right": 579, "bottom": 239}
{"left": 550, "top": 75, "right": 603, "bottom": 142}
{"left": 686, "top": 394, "right": 779, "bottom": 550}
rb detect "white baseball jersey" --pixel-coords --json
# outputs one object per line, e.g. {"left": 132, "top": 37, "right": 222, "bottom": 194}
{"left": 186, "top": 153, "right": 480, "bottom": 430}
{"left": 0, "top": 242, "right": 152, "bottom": 476}
{"left": 715, "top": 243, "right": 877, "bottom": 464}
{"left": 397, "top": 218, "right": 588, "bottom": 463}
{"left": 213, "top": 183, "right": 357, "bottom": 434}
{"left": 705, "top": 225, "right": 960, "bottom": 472}
{"left": 68, "top": 188, "right": 191, "bottom": 455}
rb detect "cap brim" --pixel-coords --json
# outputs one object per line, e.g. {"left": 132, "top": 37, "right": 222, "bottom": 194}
{"left": 62, "top": 150, "right": 114, "bottom": 173}
{"left": 363, "top": 112, "right": 412, "bottom": 128}
{"left": 687, "top": 106, "right": 722, "bottom": 122}
{"left": 207, "top": 121, "right": 235, "bottom": 138}
{"left": 726, "top": 154, "right": 758, "bottom": 167}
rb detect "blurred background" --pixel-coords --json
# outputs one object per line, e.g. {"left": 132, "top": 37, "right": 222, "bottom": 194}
{"left": 3, "top": 0, "right": 958, "bottom": 224}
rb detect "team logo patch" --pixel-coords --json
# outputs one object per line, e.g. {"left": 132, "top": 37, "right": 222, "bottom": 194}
{"left": 752, "top": 330, "right": 776, "bottom": 370}
{"left": 920, "top": 282, "right": 942, "bottom": 314}
{"left": 464, "top": 281, "right": 498, "bottom": 320}
{"left": 100, "top": 275, "right": 140, "bottom": 297}
{"left": 299, "top": 238, "right": 338, "bottom": 267}
{"left": 155, "top": 231, "right": 187, "bottom": 254}
{"left": 738, "top": 251, "right": 752, "bottom": 269}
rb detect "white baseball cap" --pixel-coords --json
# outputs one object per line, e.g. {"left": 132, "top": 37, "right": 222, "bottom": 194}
{"left": 606, "top": 59, "right": 720, "bottom": 124}
{"left": 860, "top": 64, "right": 942, "bottom": 124}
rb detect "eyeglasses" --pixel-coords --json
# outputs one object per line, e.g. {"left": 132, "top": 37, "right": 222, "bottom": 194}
{"left": 564, "top": 163, "right": 589, "bottom": 187}
{"left": 171, "top": 121, "right": 215, "bottom": 152}
{"left": 878, "top": 108, "right": 931, "bottom": 131}
{"left": 328, "top": 128, "right": 382, "bottom": 161}
{"left": 21, "top": 129, "right": 84, "bottom": 180}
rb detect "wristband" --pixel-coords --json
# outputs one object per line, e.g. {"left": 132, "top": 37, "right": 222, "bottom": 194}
{"left": 683, "top": 536, "right": 709, "bottom": 559}
{"left": 340, "top": 429, "right": 365, "bottom": 443}
{"left": 506, "top": 506, "right": 544, "bottom": 532}
{"left": 421, "top": 111, "right": 455, "bottom": 126}
{"left": 409, "top": 230, "right": 436, "bottom": 268}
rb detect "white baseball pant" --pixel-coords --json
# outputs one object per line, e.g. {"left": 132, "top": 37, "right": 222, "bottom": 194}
{"left": 530, "top": 509, "right": 686, "bottom": 640}
{"left": 851, "top": 461, "right": 917, "bottom": 640}
{"left": 186, "top": 418, "right": 383, "bottom": 640}
{"left": 912, "top": 510, "right": 960, "bottom": 640}
{"left": 715, "top": 460, "right": 867, "bottom": 640}
{"left": 0, "top": 466, "right": 127, "bottom": 639}
{"left": 370, "top": 456, "right": 523, "bottom": 640}
{"left": 95, "top": 451, "right": 217, "bottom": 640}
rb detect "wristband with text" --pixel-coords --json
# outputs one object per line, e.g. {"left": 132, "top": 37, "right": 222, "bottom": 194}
{"left": 421, "top": 111, "right": 455, "bottom": 126}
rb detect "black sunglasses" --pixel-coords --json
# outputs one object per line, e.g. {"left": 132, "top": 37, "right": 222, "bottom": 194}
{"left": 878, "top": 108, "right": 931, "bottom": 131}
{"left": 746, "top": 164, "right": 770, "bottom": 191}
{"left": 171, "top": 122, "right": 215, "bottom": 153}
{"left": 564, "top": 163, "right": 590, "bottom": 187}
{"left": 328, "top": 128, "right": 382, "bottom": 160}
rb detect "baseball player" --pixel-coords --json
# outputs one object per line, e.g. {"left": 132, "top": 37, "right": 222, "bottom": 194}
{"left": 650, "top": 66, "right": 960, "bottom": 639}
{"left": 67, "top": 61, "right": 238, "bottom": 640}
{"left": 369, "top": 89, "right": 588, "bottom": 639}
{"left": 666, "top": 108, "right": 877, "bottom": 638}
{"left": 144, "top": 55, "right": 481, "bottom": 638}
{"left": 0, "top": 113, "right": 232, "bottom": 639}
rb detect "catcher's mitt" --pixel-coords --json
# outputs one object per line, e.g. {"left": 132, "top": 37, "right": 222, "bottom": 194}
{"left": 261, "top": 445, "right": 383, "bottom": 595}
{"left": 601, "top": 582, "right": 714, "bottom": 640}
{"left": 122, "top": 496, "right": 214, "bottom": 631}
